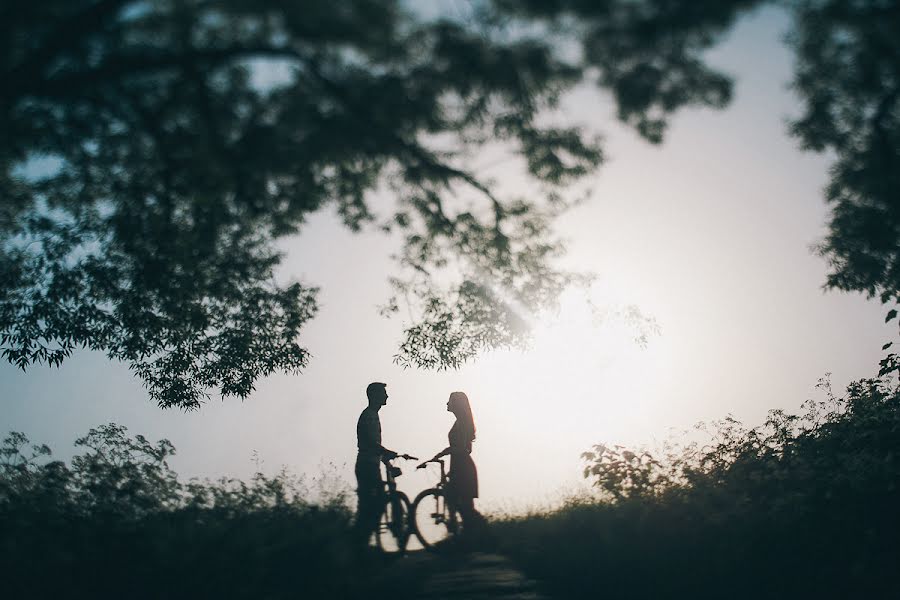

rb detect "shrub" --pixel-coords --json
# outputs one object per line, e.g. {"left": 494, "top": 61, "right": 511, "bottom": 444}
{"left": 0, "top": 425, "right": 387, "bottom": 599}
{"left": 495, "top": 377, "right": 900, "bottom": 599}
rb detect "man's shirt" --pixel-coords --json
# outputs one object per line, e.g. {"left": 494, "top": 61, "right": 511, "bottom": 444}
{"left": 357, "top": 407, "right": 382, "bottom": 463}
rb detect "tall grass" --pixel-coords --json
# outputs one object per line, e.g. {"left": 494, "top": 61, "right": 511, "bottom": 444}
{"left": 493, "top": 377, "right": 900, "bottom": 599}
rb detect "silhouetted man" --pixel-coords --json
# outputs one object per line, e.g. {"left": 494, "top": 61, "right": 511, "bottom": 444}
{"left": 354, "top": 381, "right": 398, "bottom": 543}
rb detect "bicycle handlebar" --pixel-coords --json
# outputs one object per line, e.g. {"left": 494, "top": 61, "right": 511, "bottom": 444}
{"left": 386, "top": 453, "right": 418, "bottom": 461}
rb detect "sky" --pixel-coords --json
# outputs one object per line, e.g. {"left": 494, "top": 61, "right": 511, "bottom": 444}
{"left": 1, "top": 6, "right": 892, "bottom": 513}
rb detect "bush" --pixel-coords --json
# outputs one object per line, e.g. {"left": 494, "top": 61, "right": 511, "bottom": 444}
{"left": 0, "top": 424, "right": 386, "bottom": 599}
{"left": 494, "top": 377, "right": 900, "bottom": 600}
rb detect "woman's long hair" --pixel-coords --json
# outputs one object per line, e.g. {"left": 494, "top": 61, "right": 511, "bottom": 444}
{"left": 449, "top": 391, "right": 476, "bottom": 441}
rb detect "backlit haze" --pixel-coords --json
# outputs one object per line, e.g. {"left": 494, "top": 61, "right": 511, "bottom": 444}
{"left": 1, "top": 7, "right": 891, "bottom": 512}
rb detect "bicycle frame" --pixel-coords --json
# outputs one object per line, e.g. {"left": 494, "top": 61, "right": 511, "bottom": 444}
{"left": 411, "top": 458, "right": 461, "bottom": 549}
{"left": 372, "top": 454, "right": 416, "bottom": 553}
{"left": 382, "top": 459, "right": 400, "bottom": 495}
{"left": 432, "top": 458, "right": 449, "bottom": 489}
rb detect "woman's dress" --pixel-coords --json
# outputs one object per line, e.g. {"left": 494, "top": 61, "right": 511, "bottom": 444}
{"left": 447, "top": 419, "right": 478, "bottom": 501}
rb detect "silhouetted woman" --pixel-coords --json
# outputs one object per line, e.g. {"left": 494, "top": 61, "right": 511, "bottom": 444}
{"left": 425, "top": 391, "right": 485, "bottom": 535}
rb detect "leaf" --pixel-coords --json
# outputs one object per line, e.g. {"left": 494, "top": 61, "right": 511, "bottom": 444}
{"left": 886, "top": 309, "right": 897, "bottom": 323}
{"left": 882, "top": 342, "right": 893, "bottom": 350}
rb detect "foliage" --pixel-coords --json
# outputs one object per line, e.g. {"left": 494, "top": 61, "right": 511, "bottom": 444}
{"left": 494, "top": 376, "right": 900, "bottom": 599}
{"left": 0, "top": 424, "right": 403, "bottom": 599}
{"left": 790, "top": 1, "right": 900, "bottom": 307}
{"left": 2, "top": 1, "right": 899, "bottom": 408}
{"left": 784, "top": 0, "right": 900, "bottom": 373}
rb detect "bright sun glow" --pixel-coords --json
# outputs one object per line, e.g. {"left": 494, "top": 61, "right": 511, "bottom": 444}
{"left": 456, "top": 287, "right": 670, "bottom": 508}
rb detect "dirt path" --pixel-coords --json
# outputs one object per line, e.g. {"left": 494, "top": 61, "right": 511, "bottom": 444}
{"left": 378, "top": 551, "right": 550, "bottom": 600}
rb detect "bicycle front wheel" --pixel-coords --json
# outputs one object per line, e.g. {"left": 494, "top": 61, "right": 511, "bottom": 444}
{"left": 374, "top": 491, "right": 411, "bottom": 554}
{"left": 412, "top": 488, "right": 459, "bottom": 549}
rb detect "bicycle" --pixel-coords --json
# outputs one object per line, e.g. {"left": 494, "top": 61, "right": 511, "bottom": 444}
{"left": 411, "top": 458, "right": 461, "bottom": 550}
{"left": 372, "top": 453, "right": 417, "bottom": 554}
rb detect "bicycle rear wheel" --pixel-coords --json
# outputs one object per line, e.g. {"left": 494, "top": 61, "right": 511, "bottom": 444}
{"left": 374, "top": 491, "right": 411, "bottom": 554}
{"left": 412, "top": 488, "right": 459, "bottom": 550}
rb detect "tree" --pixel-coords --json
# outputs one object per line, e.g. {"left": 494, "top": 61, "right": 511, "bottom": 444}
{"left": 788, "top": 1, "right": 900, "bottom": 305}
{"left": 781, "top": 1, "right": 900, "bottom": 376}
{"left": 2, "top": 0, "right": 897, "bottom": 409}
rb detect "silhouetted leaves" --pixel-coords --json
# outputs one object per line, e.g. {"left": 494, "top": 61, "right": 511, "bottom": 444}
{"left": 2, "top": 0, "right": 608, "bottom": 407}
{"left": 3, "top": 1, "right": 898, "bottom": 407}
{"left": 784, "top": 0, "right": 900, "bottom": 362}
{"left": 789, "top": 1, "right": 900, "bottom": 304}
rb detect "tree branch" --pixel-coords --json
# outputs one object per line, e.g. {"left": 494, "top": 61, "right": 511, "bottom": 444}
{"left": 301, "top": 60, "right": 504, "bottom": 208}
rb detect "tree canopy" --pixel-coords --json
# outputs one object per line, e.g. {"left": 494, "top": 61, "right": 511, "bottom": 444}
{"left": 2, "top": 0, "right": 898, "bottom": 409}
